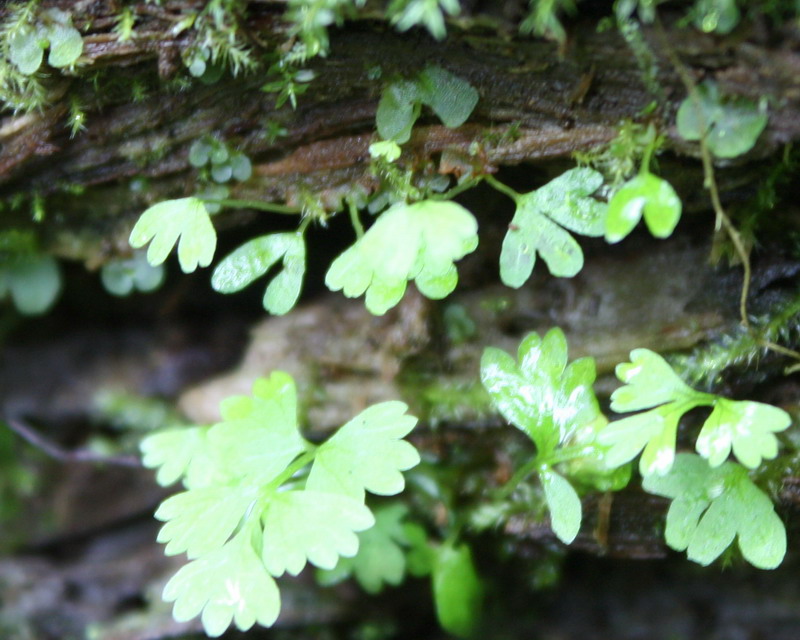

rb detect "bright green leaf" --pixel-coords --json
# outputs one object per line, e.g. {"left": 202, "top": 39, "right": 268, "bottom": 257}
{"left": 211, "top": 232, "right": 306, "bottom": 315}
{"left": 500, "top": 168, "right": 606, "bottom": 286}
{"left": 599, "top": 407, "right": 683, "bottom": 477}
{"left": 600, "top": 349, "right": 786, "bottom": 475}
{"left": 539, "top": 467, "right": 582, "bottom": 544}
{"left": 643, "top": 454, "right": 786, "bottom": 569}
{"left": 480, "top": 328, "right": 603, "bottom": 457}
{"left": 530, "top": 168, "right": 606, "bottom": 235}
{"left": 605, "top": 173, "right": 682, "bottom": 243}
{"left": 695, "top": 398, "right": 790, "bottom": 468}
{"left": 676, "top": 81, "right": 768, "bottom": 158}
{"left": 599, "top": 349, "right": 708, "bottom": 476}
{"left": 163, "top": 522, "right": 280, "bottom": 637}
{"left": 140, "top": 426, "right": 213, "bottom": 488}
{"left": 129, "top": 197, "right": 216, "bottom": 273}
{"left": 308, "top": 401, "right": 420, "bottom": 500}
{"left": 418, "top": 65, "right": 479, "bottom": 128}
{"left": 369, "top": 140, "right": 402, "bottom": 161}
{"left": 610, "top": 349, "right": 697, "bottom": 412}
{"left": 325, "top": 200, "right": 478, "bottom": 314}
{"left": 261, "top": 490, "right": 374, "bottom": 576}
{"left": 432, "top": 542, "right": 483, "bottom": 638}
{"left": 210, "top": 373, "right": 307, "bottom": 485}
{"left": 155, "top": 485, "right": 257, "bottom": 558}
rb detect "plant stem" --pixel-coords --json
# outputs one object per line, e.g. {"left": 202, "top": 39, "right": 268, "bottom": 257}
{"left": 264, "top": 447, "right": 318, "bottom": 493}
{"left": 495, "top": 457, "right": 541, "bottom": 500}
{"left": 431, "top": 176, "right": 482, "bottom": 201}
{"left": 348, "top": 200, "right": 365, "bottom": 239}
{"left": 202, "top": 198, "right": 301, "bottom": 215}
{"left": 484, "top": 174, "right": 520, "bottom": 202}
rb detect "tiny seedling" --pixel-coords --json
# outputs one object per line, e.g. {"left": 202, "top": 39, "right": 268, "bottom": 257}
{"left": 376, "top": 65, "right": 478, "bottom": 143}
{"left": 481, "top": 328, "right": 627, "bottom": 544}
{"left": 676, "top": 80, "right": 768, "bottom": 159}
{"left": 8, "top": 8, "right": 83, "bottom": 74}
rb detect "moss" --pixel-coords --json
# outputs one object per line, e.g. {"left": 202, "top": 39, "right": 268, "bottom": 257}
{"left": 399, "top": 369, "right": 494, "bottom": 428}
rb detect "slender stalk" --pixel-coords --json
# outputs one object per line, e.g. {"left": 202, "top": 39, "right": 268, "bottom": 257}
{"left": 430, "top": 176, "right": 483, "bottom": 202}
{"left": 484, "top": 174, "right": 521, "bottom": 202}
{"left": 5, "top": 417, "right": 142, "bottom": 467}
{"left": 348, "top": 200, "right": 365, "bottom": 239}
{"left": 202, "top": 198, "right": 301, "bottom": 215}
{"left": 263, "top": 447, "right": 318, "bottom": 494}
{"left": 653, "top": 16, "right": 752, "bottom": 329}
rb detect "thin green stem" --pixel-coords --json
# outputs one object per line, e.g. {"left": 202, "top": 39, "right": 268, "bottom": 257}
{"left": 430, "top": 176, "right": 483, "bottom": 202}
{"left": 484, "top": 174, "right": 520, "bottom": 202}
{"left": 495, "top": 456, "right": 541, "bottom": 500}
{"left": 297, "top": 215, "right": 312, "bottom": 234}
{"left": 201, "top": 198, "right": 301, "bottom": 215}
{"left": 653, "top": 15, "right": 751, "bottom": 329}
{"left": 263, "top": 447, "right": 317, "bottom": 494}
{"left": 348, "top": 200, "right": 365, "bottom": 239}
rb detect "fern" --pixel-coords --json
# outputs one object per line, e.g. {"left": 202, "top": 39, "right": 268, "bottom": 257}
{"left": 141, "top": 372, "right": 420, "bottom": 636}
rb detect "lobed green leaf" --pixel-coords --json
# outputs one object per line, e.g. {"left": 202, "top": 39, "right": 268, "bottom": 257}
{"left": 480, "top": 328, "right": 603, "bottom": 457}
{"left": 211, "top": 232, "right": 306, "bottom": 315}
{"left": 308, "top": 401, "right": 420, "bottom": 500}
{"left": 499, "top": 168, "right": 606, "bottom": 287}
{"left": 643, "top": 454, "right": 786, "bottom": 569}
{"left": 261, "top": 490, "right": 374, "bottom": 576}
{"left": 325, "top": 200, "right": 478, "bottom": 314}
{"left": 696, "top": 398, "right": 790, "bottom": 468}
{"left": 376, "top": 80, "right": 422, "bottom": 143}
{"left": 155, "top": 485, "right": 257, "bottom": 558}
{"left": 610, "top": 349, "right": 698, "bottom": 412}
{"left": 676, "top": 81, "right": 768, "bottom": 159}
{"left": 605, "top": 173, "right": 682, "bottom": 243}
{"left": 318, "top": 503, "right": 412, "bottom": 594}
{"left": 210, "top": 372, "right": 307, "bottom": 485}
{"left": 140, "top": 426, "right": 212, "bottom": 488}
{"left": 101, "top": 250, "right": 164, "bottom": 296}
{"left": 129, "top": 197, "right": 216, "bottom": 273}
{"left": 417, "top": 65, "right": 479, "bottom": 128}
{"left": 163, "top": 522, "right": 280, "bottom": 637}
